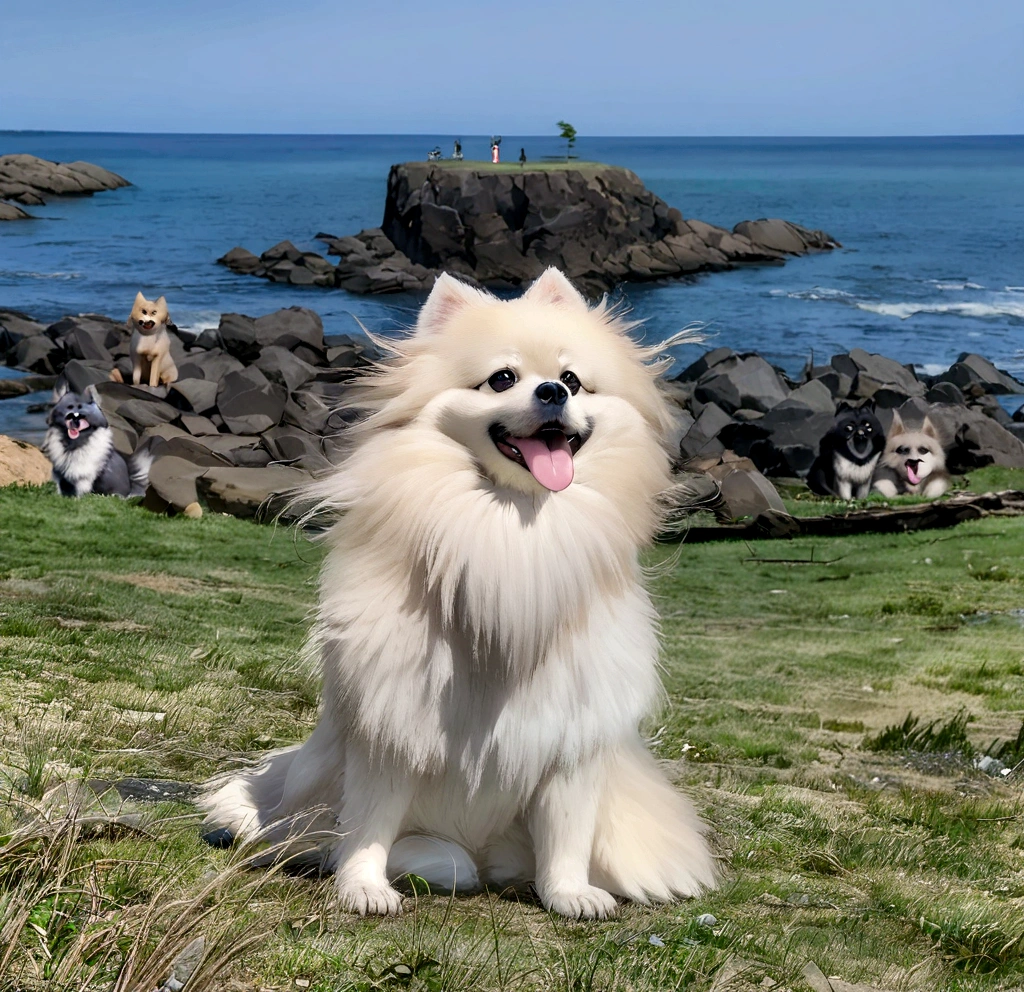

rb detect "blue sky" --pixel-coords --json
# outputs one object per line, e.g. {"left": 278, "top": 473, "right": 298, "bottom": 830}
{"left": 2, "top": 0, "right": 1021, "bottom": 135}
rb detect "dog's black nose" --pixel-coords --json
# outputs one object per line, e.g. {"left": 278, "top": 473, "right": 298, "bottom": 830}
{"left": 535, "top": 381, "right": 568, "bottom": 406}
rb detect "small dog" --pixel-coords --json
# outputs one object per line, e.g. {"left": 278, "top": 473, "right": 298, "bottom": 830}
{"left": 41, "top": 384, "right": 151, "bottom": 497}
{"left": 201, "top": 269, "right": 717, "bottom": 919}
{"left": 128, "top": 292, "right": 178, "bottom": 387}
{"left": 807, "top": 404, "right": 885, "bottom": 499}
{"left": 872, "top": 411, "right": 950, "bottom": 497}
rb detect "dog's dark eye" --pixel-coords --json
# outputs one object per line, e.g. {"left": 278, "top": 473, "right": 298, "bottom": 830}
{"left": 918, "top": 447, "right": 929, "bottom": 455}
{"left": 487, "top": 369, "right": 517, "bottom": 392}
{"left": 560, "top": 370, "right": 581, "bottom": 395}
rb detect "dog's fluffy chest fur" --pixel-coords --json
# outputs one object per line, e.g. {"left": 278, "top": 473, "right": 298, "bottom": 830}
{"left": 41, "top": 426, "right": 115, "bottom": 496}
{"left": 834, "top": 452, "right": 878, "bottom": 485}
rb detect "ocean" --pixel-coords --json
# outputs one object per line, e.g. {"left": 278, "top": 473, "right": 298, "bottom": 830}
{"left": 2, "top": 132, "right": 1023, "bottom": 441}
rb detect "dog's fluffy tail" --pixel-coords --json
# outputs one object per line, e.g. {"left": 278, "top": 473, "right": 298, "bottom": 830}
{"left": 127, "top": 441, "right": 154, "bottom": 498}
{"left": 590, "top": 742, "right": 718, "bottom": 903}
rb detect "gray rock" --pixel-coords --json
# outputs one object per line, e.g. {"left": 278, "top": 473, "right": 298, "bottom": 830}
{"left": 13, "top": 334, "right": 63, "bottom": 374}
{"left": 935, "top": 353, "right": 1024, "bottom": 396}
{"left": 196, "top": 465, "right": 312, "bottom": 519}
{"left": 168, "top": 377, "right": 219, "bottom": 414}
{"left": 679, "top": 402, "right": 735, "bottom": 462}
{"left": 255, "top": 345, "right": 318, "bottom": 391}
{"left": 60, "top": 359, "right": 112, "bottom": 394}
{"left": 694, "top": 354, "right": 790, "bottom": 414}
{"left": 216, "top": 366, "right": 287, "bottom": 435}
{"left": 176, "top": 348, "right": 245, "bottom": 383}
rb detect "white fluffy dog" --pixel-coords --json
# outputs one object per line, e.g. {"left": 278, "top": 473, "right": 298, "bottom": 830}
{"left": 201, "top": 269, "right": 717, "bottom": 919}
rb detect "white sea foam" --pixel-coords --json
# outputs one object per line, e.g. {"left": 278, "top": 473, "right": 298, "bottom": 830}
{"left": 855, "top": 300, "right": 1024, "bottom": 320}
{"left": 915, "top": 363, "right": 949, "bottom": 376}
{"left": 932, "top": 281, "right": 985, "bottom": 291}
{"left": 779, "top": 286, "right": 855, "bottom": 302}
{"left": 1005, "top": 286, "right": 1024, "bottom": 293}
{"left": 173, "top": 310, "right": 221, "bottom": 337}
{"left": 0, "top": 270, "right": 81, "bottom": 280}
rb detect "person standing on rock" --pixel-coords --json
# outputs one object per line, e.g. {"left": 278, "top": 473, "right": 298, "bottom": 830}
{"left": 519, "top": 147, "right": 527, "bottom": 166}
{"left": 491, "top": 136, "right": 501, "bottom": 164}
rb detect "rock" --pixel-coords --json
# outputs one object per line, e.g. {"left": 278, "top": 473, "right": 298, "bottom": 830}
{"left": 0, "top": 154, "right": 128, "bottom": 215}
{"left": 254, "top": 345, "right": 318, "bottom": 391}
{"left": 216, "top": 366, "right": 287, "bottom": 435}
{"left": 733, "top": 218, "right": 840, "bottom": 253}
{"left": 706, "top": 458, "right": 787, "bottom": 520}
{"left": 60, "top": 359, "right": 112, "bottom": 394}
{"left": 693, "top": 354, "right": 790, "bottom": 415}
{"left": 147, "top": 453, "right": 224, "bottom": 512}
{"left": 721, "top": 407, "right": 837, "bottom": 478}
{"left": 196, "top": 465, "right": 312, "bottom": 519}
{"left": 0, "top": 310, "right": 47, "bottom": 356}
{"left": 845, "top": 348, "right": 924, "bottom": 401}
{"left": 13, "top": 334, "right": 63, "bottom": 374}
{"left": 0, "top": 201, "right": 31, "bottom": 220}
{"left": 934, "top": 352, "right": 1024, "bottom": 395}
{"left": 168, "top": 377, "right": 219, "bottom": 414}
{"left": 0, "top": 435, "right": 50, "bottom": 486}
{"left": 176, "top": 348, "right": 245, "bottom": 384}
{"left": 679, "top": 402, "right": 735, "bottom": 462}
{"left": 675, "top": 347, "right": 735, "bottom": 383}
{"left": 216, "top": 246, "right": 262, "bottom": 274}
{"left": 772, "top": 378, "right": 835, "bottom": 416}
{"left": 261, "top": 425, "right": 333, "bottom": 473}
{"left": 0, "top": 378, "right": 32, "bottom": 399}
{"left": 217, "top": 313, "right": 260, "bottom": 362}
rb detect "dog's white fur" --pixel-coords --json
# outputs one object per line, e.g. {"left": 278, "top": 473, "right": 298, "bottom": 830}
{"left": 201, "top": 269, "right": 717, "bottom": 918}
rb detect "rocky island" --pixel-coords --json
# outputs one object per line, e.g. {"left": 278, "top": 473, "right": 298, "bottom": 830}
{"left": 0, "top": 154, "right": 130, "bottom": 220}
{"left": 219, "top": 161, "right": 839, "bottom": 296}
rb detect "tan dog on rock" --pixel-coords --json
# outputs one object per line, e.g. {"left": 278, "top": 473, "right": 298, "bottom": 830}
{"left": 128, "top": 292, "right": 178, "bottom": 387}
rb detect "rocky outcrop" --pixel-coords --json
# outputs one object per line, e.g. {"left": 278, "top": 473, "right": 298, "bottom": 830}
{"left": 668, "top": 348, "right": 1024, "bottom": 483}
{"left": 0, "top": 154, "right": 129, "bottom": 220}
{"left": 0, "top": 306, "right": 375, "bottom": 516}
{"left": 219, "top": 162, "right": 838, "bottom": 297}
{"left": 0, "top": 435, "right": 51, "bottom": 486}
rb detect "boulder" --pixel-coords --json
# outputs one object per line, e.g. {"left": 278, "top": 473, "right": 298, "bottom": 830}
{"left": 675, "top": 347, "right": 734, "bottom": 383}
{"left": 13, "top": 334, "right": 63, "bottom": 374}
{"left": 732, "top": 218, "right": 839, "bottom": 254}
{"left": 0, "top": 435, "right": 50, "bottom": 486}
{"left": 255, "top": 345, "right": 318, "bottom": 392}
{"left": 261, "top": 425, "right": 333, "bottom": 473}
{"left": 934, "top": 353, "right": 1024, "bottom": 396}
{"left": 216, "top": 366, "right": 287, "bottom": 434}
{"left": 693, "top": 355, "right": 790, "bottom": 414}
{"left": 168, "top": 377, "right": 219, "bottom": 414}
{"left": 846, "top": 348, "right": 924, "bottom": 401}
{"left": 679, "top": 402, "right": 734, "bottom": 462}
{"left": 176, "top": 348, "right": 245, "bottom": 383}
{"left": 254, "top": 308, "right": 325, "bottom": 353}
{"left": 196, "top": 465, "right": 312, "bottom": 519}
{"left": 216, "top": 246, "right": 262, "bottom": 274}
{"left": 60, "top": 359, "right": 112, "bottom": 393}
{"left": 0, "top": 202, "right": 31, "bottom": 221}
{"left": 706, "top": 457, "right": 787, "bottom": 520}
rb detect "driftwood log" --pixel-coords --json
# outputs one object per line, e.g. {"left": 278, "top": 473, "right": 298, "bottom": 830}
{"left": 669, "top": 490, "right": 1024, "bottom": 543}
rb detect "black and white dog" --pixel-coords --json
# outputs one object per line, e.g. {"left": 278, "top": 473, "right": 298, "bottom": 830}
{"left": 41, "top": 384, "right": 151, "bottom": 498}
{"left": 807, "top": 403, "right": 885, "bottom": 499}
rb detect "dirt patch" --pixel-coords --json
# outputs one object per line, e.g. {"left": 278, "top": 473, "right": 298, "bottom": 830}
{"left": 99, "top": 573, "right": 205, "bottom": 596}
{"left": 0, "top": 435, "right": 50, "bottom": 488}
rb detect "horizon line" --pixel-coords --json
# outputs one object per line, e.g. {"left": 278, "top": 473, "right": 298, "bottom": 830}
{"left": 2, "top": 129, "right": 1023, "bottom": 140}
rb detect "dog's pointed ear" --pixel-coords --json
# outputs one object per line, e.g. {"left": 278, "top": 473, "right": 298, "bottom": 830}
{"left": 52, "top": 379, "right": 68, "bottom": 402}
{"left": 921, "top": 416, "right": 940, "bottom": 439}
{"left": 889, "top": 409, "right": 905, "bottom": 433}
{"left": 155, "top": 296, "right": 166, "bottom": 309}
{"left": 417, "top": 273, "right": 492, "bottom": 333}
{"left": 134, "top": 291, "right": 145, "bottom": 306}
{"left": 525, "top": 268, "right": 589, "bottom": 311}
{"left": 84, "top": 384, "right": 101, "bottom": 405}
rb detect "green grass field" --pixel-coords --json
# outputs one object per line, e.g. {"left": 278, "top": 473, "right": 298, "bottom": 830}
{"left": 2, "top": 475, "right": 1024, "bottom": 991}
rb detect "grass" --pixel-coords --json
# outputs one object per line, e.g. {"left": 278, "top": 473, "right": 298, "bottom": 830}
{"left": 2, "top": 482, "right": 1024, "bottom": 989}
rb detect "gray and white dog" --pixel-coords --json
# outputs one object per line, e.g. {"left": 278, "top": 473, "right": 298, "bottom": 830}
{"left": 41, "top": 383, "right": 151, "bottom": 497}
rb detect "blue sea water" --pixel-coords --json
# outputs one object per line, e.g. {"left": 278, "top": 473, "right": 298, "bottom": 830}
{"left": 1, "top": 132, "right": 1023, "bottom": 438}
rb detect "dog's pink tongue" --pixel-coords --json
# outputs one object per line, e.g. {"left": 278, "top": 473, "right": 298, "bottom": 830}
{"left": 67, "top": 426, "right": 80, "bottom": 439}
{"left": 907, "top": 462, "right": 921, "bottom": 485}
{"left": 512, "top": 435, "right": 574, "bottom": 492}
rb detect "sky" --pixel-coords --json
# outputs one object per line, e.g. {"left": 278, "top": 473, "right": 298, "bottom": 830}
{"left": 2, "top": 0, "right": 1021, "bottom": 135}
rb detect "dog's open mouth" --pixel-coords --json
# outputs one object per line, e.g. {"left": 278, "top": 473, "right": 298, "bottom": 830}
{"left": 139, "top": 320, "right": 155, "bottom": 330}
{"left": 65, "top": 414, "right": 90, "bottom": 440}
{"left": 905, "top": 459, "right": 922, "bottom": 485}
{"left": 489, "top": 422, "right": 589, "bottom": 492}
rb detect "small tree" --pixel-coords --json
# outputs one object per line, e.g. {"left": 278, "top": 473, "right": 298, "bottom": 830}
{"left": 556, "top": 120, "right": 577, "bottom": 160}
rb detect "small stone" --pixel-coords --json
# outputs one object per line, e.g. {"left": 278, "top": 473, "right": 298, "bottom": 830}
{"left": 648, "top": 934, "right": 665, "bottom": 946}
{"left": 294, "top": 980, "right": 311, "bottom": 989}
{"left": 695, "top": 913, "right": 717, "bottom": 927}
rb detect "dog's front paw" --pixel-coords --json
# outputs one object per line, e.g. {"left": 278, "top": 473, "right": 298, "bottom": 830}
{"left": 337, "top": 879, "right": 404, "bottom": 917}
{"left": 542, "top": 884, "right": 617, "bottom": 920}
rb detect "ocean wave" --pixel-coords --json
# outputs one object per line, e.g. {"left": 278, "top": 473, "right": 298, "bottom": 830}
{"left": 931, "top": 281, "right": 985, "bottom": 291}
{"left": 0, "top": 270, "right": 81, "bottom": 280}
{"left": 915, "top": 363, "right": 949, "bottom": 376}
{"left": 1005, "top": 286, "right": 1024, "bottom": 293}
{"left": 773, "top": 286, "right": 855, "bottom": 302}
{"left": 173, "top": 311, "right": 221, "bottom": 337}
{"left": 855, "top": 301, "right": 1024, "bottom": 320}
